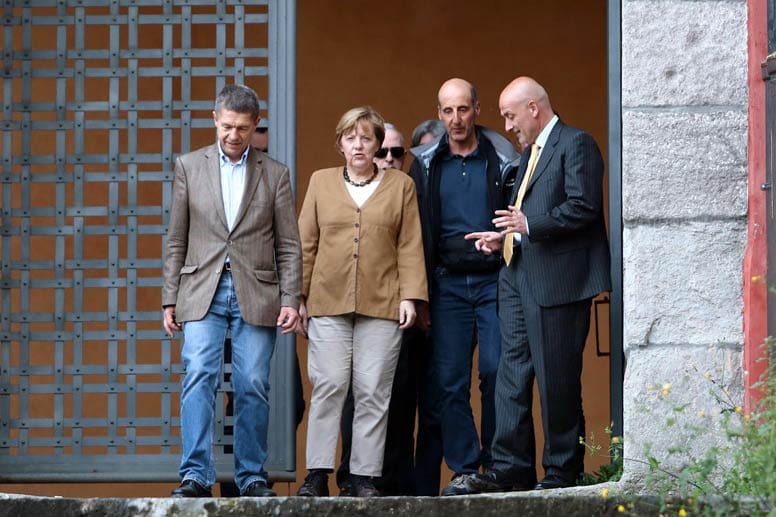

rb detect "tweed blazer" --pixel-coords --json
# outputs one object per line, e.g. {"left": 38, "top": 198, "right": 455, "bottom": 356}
{"left": 162, "top": 143, "right": 302, "bottom": 327}
{"left": 298, "top": 166, "right": 428, "bottom": 320}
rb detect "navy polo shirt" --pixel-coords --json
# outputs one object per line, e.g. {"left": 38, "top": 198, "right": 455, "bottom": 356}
{"left": 438, "top": 145, "right": 491, "bottom": 238}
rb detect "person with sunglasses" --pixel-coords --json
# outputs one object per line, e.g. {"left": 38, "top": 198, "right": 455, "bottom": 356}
{"left": 373, "top": 123, "right": 406, "bottom": 171}
{"left": 295, "top": 106, "right": 427, "bottom": 498}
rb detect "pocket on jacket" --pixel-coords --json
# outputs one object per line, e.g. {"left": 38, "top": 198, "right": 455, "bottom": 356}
{"left": 254, "top": 269, "right": 279, "bottom": 284}
{"left": 180, "top": 264, "right": 198, "bottom": 275}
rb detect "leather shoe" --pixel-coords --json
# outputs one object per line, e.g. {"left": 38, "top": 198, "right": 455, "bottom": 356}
{"left": 350, "top": 474, "right": 380, "bottom": 497}
{"left": 297, "top": 470, "right": 330, "bottom": 497}
{"left": 171, "top": 479, "right": 211, "bottom": 498}
{"left": 534, "top": 477, "right": 573, "bottom": 490}
{"left": 241, "top": 479, "right": 276, "bottom": 497}
{"left": 470, "top": 470, "right": 534, "bottom": 493}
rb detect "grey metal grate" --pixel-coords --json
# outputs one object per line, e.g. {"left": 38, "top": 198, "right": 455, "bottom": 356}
{"left": 0, "top": 0, "right": 297, "bottom": 482}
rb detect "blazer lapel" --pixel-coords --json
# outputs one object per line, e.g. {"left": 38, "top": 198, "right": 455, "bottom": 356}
{"left": 230, "top": 147, "right": 264, "bottom": 232}
{"left": 205, "top": 145, "right": 230, "bottom": 231}
{"left": 526, "top": 121, "right": 563, "bottom": 191}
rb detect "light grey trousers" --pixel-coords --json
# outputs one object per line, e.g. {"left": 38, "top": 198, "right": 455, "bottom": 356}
{"left": 305, "top": 314, "right": 402, "bottom": 476}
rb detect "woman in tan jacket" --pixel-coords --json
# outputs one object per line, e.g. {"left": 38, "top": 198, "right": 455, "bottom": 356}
{"left": 295, "top": 107, "right": 427, "bottom": 497}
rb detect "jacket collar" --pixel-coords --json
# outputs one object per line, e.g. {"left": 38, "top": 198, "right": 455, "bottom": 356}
{"left": 410, "top": 125, "right": 519, "bottom": 174}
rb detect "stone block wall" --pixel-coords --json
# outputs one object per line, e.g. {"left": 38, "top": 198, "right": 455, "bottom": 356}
{"left": 620, "top": 0, "right": 748, "bottom": 483}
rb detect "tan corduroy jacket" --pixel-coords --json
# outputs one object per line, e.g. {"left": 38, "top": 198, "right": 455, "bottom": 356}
{"left": 298, "top": 166, "right": 428, "bottom": 320}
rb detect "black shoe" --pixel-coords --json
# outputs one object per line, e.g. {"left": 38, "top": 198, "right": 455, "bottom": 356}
{"left": 470, "top": 470, "right": 534, "bottom": 493}
{"left": 350, "top": 475, "right": 380, "bottom": 497}
{"left": 171, "top": 479, "right": 212, "bottom": 498}
{"left": 338, "top": 474, "right": 356, "bottom": 497}
{"left": 440, "top": 474, "right": 479, "bottom": 496}
{"left": 241, "top": 479, "right": 276, "bottom": 497}
{"left": 534, "top": 476, "right": 573, "bottom": 490}
{"left": 296, "top": 470, "right": 330, "bottom": 497}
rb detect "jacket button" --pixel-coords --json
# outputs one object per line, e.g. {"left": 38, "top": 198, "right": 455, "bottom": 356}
{"left": 353, "top": 253, "right": 358, "bottom": 258}
{"left": 354, "top": 223, "right": 359, "bottom": 228}
{"left": 354, "top": 238, "right": 358, "bottom": 243}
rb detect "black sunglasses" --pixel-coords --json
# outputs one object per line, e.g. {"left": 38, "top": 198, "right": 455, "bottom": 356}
{"left": 375, "top": 146, "right": 405, "bottom": 159}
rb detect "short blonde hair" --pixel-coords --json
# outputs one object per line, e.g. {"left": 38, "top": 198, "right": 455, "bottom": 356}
{"left": 335, "top": 106, "right": 385, "bottom": 149}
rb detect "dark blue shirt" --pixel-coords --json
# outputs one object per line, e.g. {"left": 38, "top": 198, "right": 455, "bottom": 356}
{"left": 438, "top": 145, "right": 491, "bottom": 238}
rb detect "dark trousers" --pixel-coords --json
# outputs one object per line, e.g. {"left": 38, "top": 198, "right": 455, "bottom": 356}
{"left": 415, "top": 267, "right": 500, "bottom": 495}
{"left": 490, "top": 256, "right": 590, "bottom": 486}
{"left": 336, "top": 326, "right": 426, "bottom": 495}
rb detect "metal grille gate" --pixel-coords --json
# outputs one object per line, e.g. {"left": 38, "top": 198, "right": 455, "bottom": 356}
{"left": 0, "top": 0, "right": 298, "bottom": 482}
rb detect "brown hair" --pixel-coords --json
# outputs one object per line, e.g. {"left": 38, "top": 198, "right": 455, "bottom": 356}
{"left": 335, "top": 106, "right": 385, "bottom": 150}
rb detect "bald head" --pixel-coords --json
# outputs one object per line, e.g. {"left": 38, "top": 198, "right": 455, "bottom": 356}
{"left": 438, "top": 78, "right": 478, "bottom": 106}
{"left": 498, "top": 76, "right": 554, "bottom": 150}
{"left": 437, "top": 78, "right": 480, "bottom": 153}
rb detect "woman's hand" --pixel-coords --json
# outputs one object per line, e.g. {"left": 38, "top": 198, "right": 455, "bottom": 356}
{"left": 398, "top": 299, "right": 416, "bottom": 330}
{"left": 294, "top": 299, "right": 309, "bottom": 338}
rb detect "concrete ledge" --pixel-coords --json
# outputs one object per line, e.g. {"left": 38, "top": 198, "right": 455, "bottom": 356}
{"left": 0, "top": 483, "right": 663, "bottom": 517}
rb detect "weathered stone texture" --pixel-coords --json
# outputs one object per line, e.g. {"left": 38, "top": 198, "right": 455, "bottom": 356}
{"left": 621, "top": 346, "right": 744, "bottom": 484}
{"left": 623, "top": 221, "right": 745, "bottom": 349}
{"left": 622, "top": 109, "right": 748, "bottom": 220}
{"left": 0, "top": 485, "right": 644, "bottom": 517}
{"left": 622, "top": 0, "right": 746, "bottom": 107}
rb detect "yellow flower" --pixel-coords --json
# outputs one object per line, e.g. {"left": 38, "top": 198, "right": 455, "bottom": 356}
{"left": 703, "top": 372, "right": 711, "bottom": 379}
{"left": 617, "top": 505, "right": 626, "bottom": 513}
{"left": 662, "top": 389, "right": 670, "bottom": 397}
{"left": 662, "top": 383, "right": 671, "bottom": 390}
{"left": 679, "top": 508, "right": 687, "bottom": 516}
{"left": 735, "top": 406, "right": 743, "bottom": 414}
{"left": 745, "top": 414, "right": 752, "bottom": 422}
{"left": 611, "top": 436, "right": 621, "bottom": 444}
{"left": 697, "top": 411, "right": 705, "bottom": 418}
{"left": 601, "top": 487, "right": 609, "bottom": 499}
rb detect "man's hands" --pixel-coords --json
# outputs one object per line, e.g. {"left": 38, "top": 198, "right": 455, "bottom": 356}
{"left": 464, "top": 231, "right": 503, "bottom": 255}
{"left": 465, "top": 205, "right": 528, "bottom": 256}
{"left": 277, "top": 306, "right": 300, "bottom": 334}
{"left": 163, "top": 306, "right": 181, "bottom": 337}
{"left": 493, "top": 205, "right": 528, "bottom": 235}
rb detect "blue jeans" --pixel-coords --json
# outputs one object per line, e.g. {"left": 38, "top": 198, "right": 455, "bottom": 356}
{"left": 420, "top": 266, "right": 500, "bottom": 482}
{"left": 178, "top": 271, "right": 275, "bottom": 492}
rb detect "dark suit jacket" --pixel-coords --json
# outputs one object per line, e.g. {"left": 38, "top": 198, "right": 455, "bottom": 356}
{"left": 162, "top": 144, "right": 302, "bottom": 327}
{"left": 511, "top": 119, "right": 611, "bottom": 306}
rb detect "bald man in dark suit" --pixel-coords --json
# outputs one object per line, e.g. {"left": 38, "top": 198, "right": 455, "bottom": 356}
{"left": 457, "top": 76, "right": 611, "bottom": 494}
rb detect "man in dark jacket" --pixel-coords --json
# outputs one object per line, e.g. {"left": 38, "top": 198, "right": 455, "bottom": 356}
{"left": 409, "top": 78, "right": 519, "bottom": 496}
{"left": 462, "top": 76, "right": 611, "bottom": 494}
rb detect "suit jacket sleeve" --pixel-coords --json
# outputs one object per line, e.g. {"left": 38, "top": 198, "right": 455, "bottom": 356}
{"left": 161, "top": 156, "right": 189, "bottom": 307}
{"left": 526, "top": 131, "right": 605, "bottom": 242}
{"left": 272, "top": 166, "right": 303, "bottom": 309}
